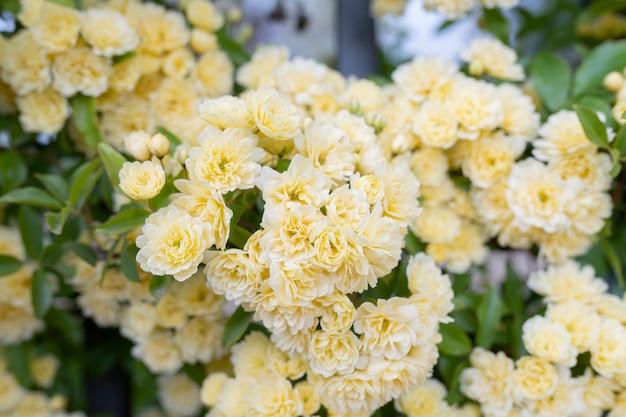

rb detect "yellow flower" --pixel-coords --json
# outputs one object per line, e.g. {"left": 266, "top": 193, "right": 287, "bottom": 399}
{"left": 80, "top": 8, "right": 139, "bottom": 57}
{"left": 171, "top": 179, "right": 233, "bottom": 250}
{"left": 29, "top": 354, "right": 60, "bottom": 388}
{"left": 174, "top": 316, "right": 224, "bottom": 363}
{"left": 395, "top": 379, "right": 451, "bottom": 417}
{"left": 522, "top": 316, "right": 577, "bottom": 367}
{"left": 198, "top": 96, "right": 253, "bottom": 130}
{"left": 15, "top": 87, "right": 68, "bottom": 135}
{"left": 132, "top": 331, "right": 183, "bottom": 374}
{"left": 527, "top": 260, "right": 607, "bottom": 303}
{"left": 205, "top": 249, "right": 261, "bottom": 304}
{"left": 462, "top": 133, "right": 516, "bottom": 188}
{"left": 0, "top": 370, "right": 25, "bottom": 412}
{"left": 0, "top": 31, "right": 50, "bottom": 95}
{"left": 185, "top": 0, "right": 224, "bottom": 32}
{"left": 317, "top": 292, "right": 355, "bottom": 332}
{"left": 185, "top": 126, "right": 264, "bottom": 193}
{"left": 246, "top": 373, "right": 302, "bottom": 417}
{"left": 446, "top": 77, "right": 503, "bottom": 140}
{"left": 52, "top": 47, "right": 111, "bottom": 97}
{"left": 354, "top": 297, "right": 422, "bottom": 360}
{"left": 413, "top": 204, "right": 461, "bottom": 243}
{"left": 512, "top": 356, "right": 558, "bottom": 400}
{"left": 534, "top": 110, "right": 598, "bottom": 161}
{"left": 406, "top": 253, "right": 454, "bottom": 323}
{"left": 392, "top": 56, "right": 458, "bottom": 103}
{"left": 136, "top": 206, "right": 214, "bottom": 281}
{"left": 412, "top": 100, "right": 459, "bottom": 149}
{"left": 157, "top": 373, "right": 201, "bottom": 417}
{"left": 118, "top": 160, "right": 166, "bottom": 200}
{"left": 461, "top": 37, "right": 524, "bottom": 81}
{"left": 309, "top": 330, "right": 360, "bottom": 377}
{"left": 236, "top": 45, "right": 289, "bottom": 89}
{"left": 294, "top": 381, "right": 321, "bottom": 417}
{"left": 30, "top": 1, "right": 80, "bottom": 53}
{"left": 193, "top": 50, "right": 234, "bottom": 98}
{"left": 200, "top": 372, "right": 229, "bottom": 407}
{"left": 497, "top": 84, "right": 539, "bottom": 141}
{"left": 129, "top": 2, "right": 189, "bottom": 56}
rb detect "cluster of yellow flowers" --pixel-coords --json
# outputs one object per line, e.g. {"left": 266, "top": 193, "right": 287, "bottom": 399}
{"left": 0, "top": 351, "right": 80, "bottom": 417}
{"left": 0, "top": 0, "right": 230, "bottom": 148}
{"left": 461, "top": 260, "right": 626, "bottom": 417}
{"left": 67, "top": 252, "right": 228, "bottom": 375}
{"left": 370, "top": 0, "right": 521, "bottom": 19}
{"left": 0, "top": 226, "right": 44, "bottom": 344}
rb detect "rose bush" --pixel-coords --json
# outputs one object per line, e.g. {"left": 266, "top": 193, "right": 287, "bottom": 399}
{"left": 1, "top": 0, "right": 626, "bottom": 416}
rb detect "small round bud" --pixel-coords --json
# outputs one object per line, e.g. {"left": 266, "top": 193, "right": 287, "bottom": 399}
{"left": 149, "top": 133, "right": 170, "bottom": 158}
{"left": 469, "top": 60, "right": 484, "bottom": 78}
{"left": 50, "top": 394, "right": 68, "bottom": 411}
{"left": 235, "top": 23, "right": 254, "bottom": 44}
{"left": 604, "top": 71, "right": 624, "bottom": 92}
{"left": 175, "top": 146, "right": 189, "bottom": 165}
{"left": 124, "top": 131, "right": 152, "bottom": 161}
{"left": 190, "top": 28, "right": 218, "bottom": 54}
{"left": 226, "top": 6, "right": 242, "bottom": 23}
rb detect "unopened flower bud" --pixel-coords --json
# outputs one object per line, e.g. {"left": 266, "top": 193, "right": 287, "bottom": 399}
{"left": 365, "top": 112, "right": 386, "bottom": 134}
{"left": 469, "top": 60, "right": 484, "bottom": 78}
{"left": 176, "top": 146, "right": 189, "bottom": 165}
{"left": 149, "top": 133, "right": 170, "bottom": 158}
{"left": 50, "top": 394, "right": 67, "bottom": 411}
{"left": 124, "top": 131, "right": 152, "bottom": 161}
{"left": 226, "top": 6, "right": 242, "bottom": 23}
{"left": 604, "top": 71, "right": 624, "bottom": 92}
{"left": 190, "top": 28, "right": 218, "bottom": 54}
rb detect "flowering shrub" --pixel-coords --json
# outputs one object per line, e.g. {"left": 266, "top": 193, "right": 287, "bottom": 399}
{"left": 1, "top": 0, "right": 626, "bottom": 416}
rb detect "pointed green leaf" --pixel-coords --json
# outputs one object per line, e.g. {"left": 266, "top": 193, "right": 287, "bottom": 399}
{"left": 228, "top": 225, "right": 251, "bottom": 249}
{"left": 574, "top": 104, "right": 609, "bottom": 148}
{"left": 0, "top": 255, "right": 22, "bottom": 277}
{"left": 275, "top": 158, "right": 291, "bottom": 173}
{"left": 530, "top": 52, "right": 571, "bottom": 112}
{"left": 601, "top": 238, "right": 625, "bottom": 287}
{"left": 46, "top": 307, "right": 84, "bottom": 346}
{"left": 45, "top": 207, "right": 70, "bottom": 235}
{"left": 97, "top": 208, "right": 150, "bottom": 234}
{"left": 503, "top": 262, "right": 524, "bottom": 314}
{"left": 121, "top": 241, "right": 141, "bottom": 282}
{"left": 215, "top": 27, "right": 250, "bottom": 67}
{"left": 223, "top": 306, "right": 254, "bottom": 348}
{"left": 35, "top": 173, "right": 69, "bottom": 202}
{"left": 438, "top": 323, "right": 473, "bottom": 356}
{"left": 69, "top": 242, "right": 98, "bottom": 266}
{"left": 482, "top": 8, "right": 510, "bottom": 44}
{"left": 4, "top": 343, "right": 34, "bottom": 388}
{"left": 0, "top": 150, "right": 28, "bottom": 193}
{"left": 149, "top": 275, "right": 171, "bottom": 299}
{"left": 0, "top": 187, "right": 63, "bottom": 209}
{"left": 614, "top": 124, "right": 626, "bottom": 155}
{"left": 70, "top": 94, "right": 102, "bottom": 147}
{"left": 97, "top": 143, "right": 127, "bottom": 189}
{"left": 476, "top": 285, "right": 504, "bottom": 349}
{"left": 18, "top": 206, "right": 43, "bottom": 260}
{"left": 574, "top": 41, "right": 626, "bottom": 96}
{"left": 69, "top": 159, "right": 102, "bottom": 210}
{"left": 32, "top": 268, "right": 53, "bottom": 318}
{"left": 610, "top": 149, "right": 622, "bottom": 177}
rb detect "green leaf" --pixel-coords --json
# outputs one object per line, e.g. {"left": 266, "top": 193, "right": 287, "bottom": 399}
{"left": 223, "top": 306, "right": 254, "bottom": 348}
{"left": 445, "top": 359, "right": 470, "bottom": 404}
{"left": 112, "top": 51, "right": 137, "bottom": 65}
{"left": 438, "top": 323, "right": 473, "bottom": 356}
{"left": 18, "top": 206, "right": 43, "bottom": 260}
{"left": 35, "top": 173, "right": 69, "bottom": 202}
{"left": 39, "top": 242, "right": 70, "bottom": 267}
{"left": 482, "top": 8, "right": 510, "bottom": 44}
{"left": 228, "top": 225, "right": 251, "bottom": 249}
{"left": 32, "top": 268, "right": 54, "bottom": 318}
{"left": 573, "top": 104, "right": 609, "bottom": 148}
{"left": 69, "top": 242, "right": 98, "bottom": 266}
{"left": 97, "top": 208, "right": 150, "bottom": 234}
{"left": 275, "top": 158, "right": 291, "bottom": 173}
{"left": 97, "top": 143, "right": 127, "bottom": 190}
{"left": 121, "top": 241, "right": 141, "bottom": 283}
{"left": 45, "top": 207, "right": 70, "bottom": 235}
{"left": 503, "top": 263, "right": 524, "bottom": 314}
{"left": 404, "top": 231, "right": 424, "bottom": 255}
{"left": 149, "top": 275, "right": 171, "bottom": 299}
{"left": 0, "top": 255, "right": 22, "bottom": 277}
{"left": 610, "top": 149, "right": 622, "bottom": 177}
{"left": 601, "top": 238, "right": 625, "bottom": 287}
{"left": 509, "top": 313, "right": 526, "bottom": 359}
{"left": 0, "top": 150, "right": 28, "bottom": 193}
{"left": 4, "top": 343, "right": 33, "bottom": 388}
{"left": 69, "top": 159, "right": 102, "bottom": 210}
{"left": 450, "top": 309, "right": 477, "bottom": 333}
{"left": 614, "top": 124, "right": 626, "bottom": 155}
{"left": 70, "top": 94, "right": 102, "bottom": 148}
{"left": 452, "top": 273, "right": 472, "bottom": 294}
{"left": 0, "top": 187, "right": 63, "bottom": 209}
{"left": 46, "top": 307, "right": 84, "bottom": 346}
{"left": 573, "top": 41, "right": 626, "bottom": 97}
{"left": 475, "top": 285, "right": 503, "bottom": 350}
{"left": 530, "top": 52, "right": 571, "bottom": 112}
{"left": 216, "top": 27, "right": 250, "bottom": 67}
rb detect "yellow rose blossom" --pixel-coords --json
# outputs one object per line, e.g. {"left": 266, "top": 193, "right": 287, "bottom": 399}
{"left": 80, "top": 8, "right": 139, "bottom": 57}
{"left": 129, "top": 2, "right": 189, "bottom": 55}
{"left": 412, "top": 100, "right": 459, "bottom": 149}
{"left": 461, "top": 37, "right": 524, "bottom": 81}
{"left": 17, "top": 0, "right": 43, "bottom": 27}
{"left": 512, "top": 356, "right": 558, "bottom": 400}
{"left": 0, "top": 31, "right": 51, "bottom": 95}
{"left": 0, "top": 370, "right": 25, "bottom": 412}
{"left": 200, "top": 372, "right": 229, "bottom": 407}
{"left": 236, "top": 45, "right": 289, "bottom": 89}
{"left": 446, "top": 77, "right": 503, "bottom": 140}
{"left": 193, "top": 50, "right": 234, "bottom": 98}
{"left": 174, "top": 316, "right": 224, "bottom": 363}
{"left": 522, "top": 316, "right": 577, "bottom": 367}
{"left": 109, "top": 56, "right": 142, "bottom": 94}
{"left": 198, "top": 96, "right": 253, "bottom": 129}
{"left": 52, "top": 47, "right": 111, "bottom": 97}
{"left": 497, "top": 84, "right": 540, "bottom": 141}
{"left": 204, "top": 249, "right": 262, "bottom": 304}
{"left": 157, "top": 373, "right": 201, "bottom": 417}
{"left": 294, "top": 381, "right": 321, "bottom": 417}
{"left": 119, "top": 160, "right": 166, "bottom": 200}
{"left": 309, "top": 330, "right": 360, "bottom": 377}
{"left": 190, "top": 28, "right": 218, "bottom": 54}
{"left": 132, "top": 331, "right": 183, "bottom": 374}
{"left": 527, "top": 260, "right": 608, "bottom": 303}
{"left": 119, "top": 302, "right": 156, "bottom": 342}
{"left": 185, "top": 0, "right": 224, "bottom": 32}
{"left": 392, "top": 56, "right": 458, "bottom": 103}
{"left": 136, "top": 206, "right": 214, "bottom": 281}
{"left": 395, "top": 379, "right": 451, "bottom": 417}
{"left": 15, "top": 87, "right": 69, "bottom": 135}
{"left": 30, "top": 2, "right": 80, "bottom": 53}
{"left": 29, "top": 354, "right": 60, "bottom": 389}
